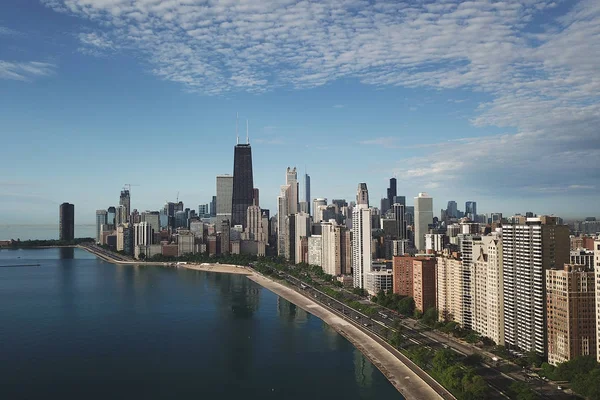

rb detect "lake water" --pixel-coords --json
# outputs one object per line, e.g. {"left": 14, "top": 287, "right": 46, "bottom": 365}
{"left": 0, "top": 248, "right": 401, "bottom": 399}
{"left": 0, "top": 224, "right": 96, "bottom": 241}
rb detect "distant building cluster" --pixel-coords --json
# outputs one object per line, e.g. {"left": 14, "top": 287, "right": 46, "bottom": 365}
{"left": 78, "top": 126, "right": 600, "bottom": 367}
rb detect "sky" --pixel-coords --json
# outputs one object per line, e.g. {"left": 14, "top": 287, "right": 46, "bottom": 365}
{"left": 1, "top": 0, "right": 599, "bottom": 225}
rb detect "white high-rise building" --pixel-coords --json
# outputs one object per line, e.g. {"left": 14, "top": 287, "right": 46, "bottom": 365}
{"left": 312, "top": 198, "right": 327, "bottom": 222}
{"left": 352, "top": 204, "right": 372, "bottom": 289}
{"left": 503, "top": 218, "right": 569, "bottom": 354}
{"left": 472, "top": 233, "right": 504, "bottom": 346}
{"left": 245, "top": 205, "right": 266, "bottom": 243}
{"left": 414, "top": 193, "right": 433, "bottom": 252}
{"left": 294, "top": 212, "right": 310, "bottom": 264}
{"left": 216, "top": 175, "right": 233, "bottom": 227}
{"left": 321, "top": 220, "right": 340, "bottom": 276}
{"left": 595, "top": 239, "right": 600, "bottom": 363}
{"left": 436, "top": 250, "right": 464, "bottom": 324}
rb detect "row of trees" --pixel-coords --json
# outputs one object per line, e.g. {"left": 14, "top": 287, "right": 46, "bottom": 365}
{"left": 539, "top": 356, "right": 600, "bottom": 399}
{"left": 7, "top": 238, "right": 94, "bottom": 248}
{"left": 371, "top": 290, "right": 416, "bottom": 316}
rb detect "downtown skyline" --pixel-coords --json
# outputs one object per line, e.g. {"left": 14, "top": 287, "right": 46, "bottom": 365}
{"left": 1, "top": 0, "right": 599, "bottom": 224}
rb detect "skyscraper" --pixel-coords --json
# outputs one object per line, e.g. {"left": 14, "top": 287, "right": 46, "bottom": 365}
{"left": 392, "top": 203, "right": 406, "bottom": 240}
{"left": 465, "top": 201, "right": 477, "bottom": 220}
{"left": 502, "top": 217, "right": 570, "bottom": 354}
{"left": 59, "top": 202, "right": 75, "bottom": 241}
{"left": 352, "top": 204, "right": 372, "bottom": 289}
{"left": 414, "top": 193, "right": 433, "bottom": 252}
{"left": 231, "top": 126, "right": 254, "bottom": 228}
{"left": 595, "top": 239, "right": 600, "bottom": 363}
{"left": 210, "top": 196, "right": 217, "bottom": 217}
{"left": 95, "top": 209, "right": 107, "bottom": 243}
{"left": 216, "top": 175, "right": 234, "bottom": 228}
{"left": 447, "top": 201, "right": 458, "bottom": 219}
{"left": 286, "top": 167, "right": 298, "bottom": 215}
{"left": 305, "top": 173, "right": 311, "bottom": 215}
{"left": 387, "top": 177, "right": 397, "bottom": 209}
{"left": 120, "top": 189, "right": 130, "bottom": 222}
{"left": 277, "top": 185, "right": 290, "bottom": 257}
{"left": 107, "top": 206, "right": 116, "bottom": 226}
{"left": 356, "top": 183, "right": 369, "bottom": 206}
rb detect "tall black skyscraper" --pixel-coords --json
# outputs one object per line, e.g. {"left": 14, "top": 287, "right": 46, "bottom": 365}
{"left": 305, "top": 174, "right": 311, "bottom": 215}
{"left": 387, "top": 177, "right": 397, "bottom": 207}
{"left": 120, "top": 189, "right": 130, "bottom": 222}
{"left": 231, "top": 121, "right": 254, "bottom": 228}
{"left": 59, "top": 202, "right": 75, "bottom": 241}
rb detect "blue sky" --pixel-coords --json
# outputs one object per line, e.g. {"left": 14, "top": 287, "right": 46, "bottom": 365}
{"left": 1, "top": 0, "right": 599, "bottom": 224}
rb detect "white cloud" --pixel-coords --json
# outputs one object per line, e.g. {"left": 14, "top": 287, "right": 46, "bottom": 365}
{"left": 0, "top": 26, "right": 20, "bottom": 35}
{"left": 333, "top": 104, "right": 345, "bottom": 108}
{"left": 0, "top": 61, "right": 56, "bottom": 81}
{"left": 40, "top": 0, "right": 600, "bottom": 196}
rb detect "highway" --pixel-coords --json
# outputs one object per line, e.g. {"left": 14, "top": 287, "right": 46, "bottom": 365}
{"left": 276, "top": 271, "right": 576, "bottom": 400}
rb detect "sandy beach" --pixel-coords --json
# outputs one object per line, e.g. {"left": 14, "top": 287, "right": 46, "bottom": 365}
{"left": 181, "top": 263, "right": 253, "bottom": 275}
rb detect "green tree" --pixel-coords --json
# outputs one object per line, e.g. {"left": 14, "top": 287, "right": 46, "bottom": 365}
{"left": 465, "top": 331, "right": 481, "bottom": 344}
{"left": 397, "top": 296, "right": 415, "bottom": 316}
{"left": 409, "top": 347, "right": 433, "bottom": 369}
{"left": 509, "top": 381, "right": 537, "bottom": 400}
{"left": 422, "top": 307, "right": 438, "bottom": 326}
{"left": 432, "top": 348, "right": 457, "bottom": 375}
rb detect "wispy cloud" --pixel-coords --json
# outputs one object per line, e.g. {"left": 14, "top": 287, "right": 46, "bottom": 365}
{"left": 333, "top": 104, "right": 345, "bottom": 109}
{"left": 40, "top": 0, "right": 600, "bottom": 197}
{"left": 254, "top": 137, "right": 285, "bottom": 145}
{"left": 0, "top": 61, "right": 56, "bottom": 81}
{"left": 77, "top": 31, "right": 117, "bottom": 56}
{"left": 359, "top": 137, "right": 398, "bottom": 147}
{"left": 0, "top": 26, "right": 20, "bottom": 35}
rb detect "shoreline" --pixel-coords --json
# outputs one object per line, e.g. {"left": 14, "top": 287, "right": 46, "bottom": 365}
{"left": 76, "top": 245, "right": 445, "bottom": 399}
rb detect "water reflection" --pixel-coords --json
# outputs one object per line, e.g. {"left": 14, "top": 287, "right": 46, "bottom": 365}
{"left": 208, "top": 272, "right": 260, "bottom": 318}
{"left": 277, "top": 297, "right": 309, "bottom": 324}
{"left": 354, "top": 349, "right": 374, "bottom": 389}
{"left": 59, "top": 247, "right": 74, "bottom": 259}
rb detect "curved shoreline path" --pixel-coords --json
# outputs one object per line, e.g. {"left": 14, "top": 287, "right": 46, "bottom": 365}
{"left": 79, "top": 245, "right": 448, "bottom": 399}
{"left": 247, "top": 273, "right": 448, "bottom": 400}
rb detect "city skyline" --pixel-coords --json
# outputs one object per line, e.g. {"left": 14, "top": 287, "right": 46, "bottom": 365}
{"left": 2, "top": 0, "right": 600, "bottom": 223}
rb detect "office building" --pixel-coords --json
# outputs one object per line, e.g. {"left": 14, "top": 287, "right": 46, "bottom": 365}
{"left": 305, "top": 174, "right": 311, "bottom": 215}
{"left": 413, "top": 258, "right": 436, "bottom": 313}
{"left": 216, "top": 175, "right": 234, "bottom": 227}
{"left": 277, "top": 185, "right": 290, "bottom": 257}
{"left": 546, "top": 265, "right": 596, "bottom": 366}
{"left": 465, "top": 201, "right": 477, "bottom": 220}
{"left": 252, "top": 188, "right": 260, "bottom": 207}
{"left": 447, "top": 201, "right": 458, "bottom": 219}
{"left": 210, "top": 196, "right": 217, "bottom": 217}
{"left": 425, "top": 233, "right": 445, "bottom": 253}
{"left": 117, "top": 223, "right": 133, "bottom": 254}
{"left": 198, "top": 204, "right": 210, "bottom": 217}
{"left": 312, "top": 198, "right": 327, "bottom": 221}
{"left": 308, "top": 235, "right": 322, "bottom": 266}
{"left": 380, "top": 198, "right": 390, "bottom": 215}
{"left": 174, "top": 210, "right": 187, "bottom": 229}
{"left": 231, "top": 128, "right": 254, "bottom": 228}
{"left": 502, "top": 217, "right": 570, "bottom": 354}
{"left": 59, "top": 202, "right": 75, "bottom": 241}
{"left": 119, "top": 189, "right": 130, "bottom": 222}
{"left": 352, "top": 204, "right": 372, "bottom": 289}
{"left": 387, "top": 178, "right": 397, "bottom": 210}
{"left": 570, "top": 249, "right": 594, "bottom": 268}
{"left": 392, "top": 203, "right": 406, "bottom": 240}
{"left": 472, "top": 234, "right": 504, "bottom": 346}
{"left": 392, "top": 239, "right": 410, "bottom": 256}
{"left": 107, "top": 206, "right": 116, "bottom": 226}
{"left": 141, "top": 211, "right": 160, "bottom": 237}
{"left": 221, "top": 220, "right": 231, "bottom": 254}
{"left": 115, "top": 205, "right": 128, "bottom": 226}
{"left": 286, "top": 167, "right": 299, "bottom": 215}
{"left": 190, "top": 220, "right": 204, "bottom": 240}
{"left": 95, "top": 209, "right": 107, "bottom": 243}
{"left": 178, "top": 230, "right": 196, "bottom": 256}
{"left": 414, "top": 193, "right": 433, "bottom": 252}
{"left": 134, "top": 222, "right": 153, "bottom": 247}
{"left": 356, "top": 183, "right": 369, "bottom": 206}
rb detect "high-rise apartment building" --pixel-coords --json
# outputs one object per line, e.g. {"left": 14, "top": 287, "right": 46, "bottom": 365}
{"left": 472, "top": 234, "right": 504, "bottom": 345}
{"left": 294, "top": 212, "right": 310, "bottom": 265}
{"left": 437, "top": 250, "right": 464, "bottom": 324}
{"left": 119, "top": 190, "right": 130, "bottom": 222}
{"left": 198, "top": 204, "right": 210, "bottom": 217}
{"left": 413, "top": 258, "right": 436, "bottom": 313}
{"left": 277, "top": 185, "right": 290, "bottom": 257}
{"left": 59, "top": 202, "right": 75, "bottom": 241}
{"left": 414, "top": 193, "right": 433, "bottom": 252}
{"left": 95, "top": 209, "right": 107, "bottom": 243}
{"left": 356, "top": 183, "right": 369, "bottom": 206}
{"left": 392, "top": 203, "right": 406, "bottom": 240}
{"left": 286, "top": 167, "right": 299, "bottom": 215}
{"left": 231, "top": 134, "right": 254, "bottom": 228}
{"left": 595, "top": 240, "right": 600, "bottom": 363}
{"left": 503, "top": 217, "right": 570, "bottom": 354}
{"left": 312, "top": 198, "right": 327, "bottom": 221}
{"left": 393, "top": 256, "right": 414, "bottom": 297}
{"left": 352, "top": 204, "right": 372, "bottom": 289}
{"left": 546, "top": 264, "right": 596, "bottom": 366}
{"left": 216, "top": 175, "right": 234, "bottom": 228}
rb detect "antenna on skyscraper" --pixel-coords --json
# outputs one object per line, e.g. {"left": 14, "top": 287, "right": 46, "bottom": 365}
{"left": 236, "top": 112, "right": 239, "bottom": 145}
{"left": 246, "top": 119, "right": 249, "bottom": 144}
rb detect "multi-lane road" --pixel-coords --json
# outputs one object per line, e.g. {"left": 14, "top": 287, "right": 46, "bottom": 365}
{"left": 278, "top": 272, "right": 576, "bottom": 400}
